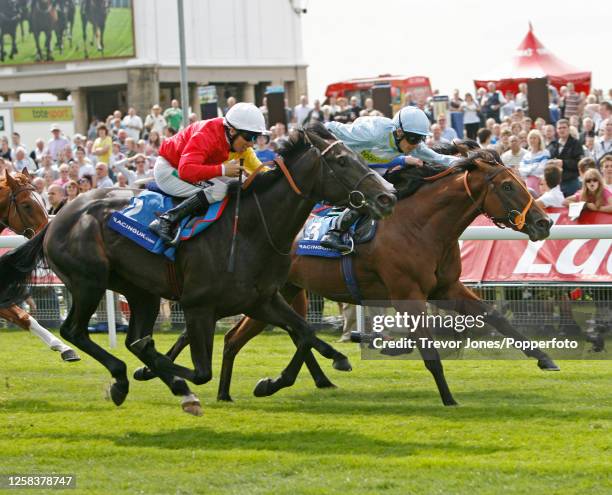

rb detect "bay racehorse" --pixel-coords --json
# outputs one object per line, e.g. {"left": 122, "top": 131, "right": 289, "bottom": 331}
{"left": 0, "top": 169, "right": 79, "bottom": 361}
{"left": 0, "top": 123, "right": 395, "bottom": 415}
{"left": 80, "top": 0, "right": 109, "bottom": 58}
{"left": 30, "top": 0, "right": 57, "bottom": 61}
{"left": 136, "top": 146, "right": 559, "bottom": 406}
{"left": 0, "top": 0, "right": 20, "bottom": 62}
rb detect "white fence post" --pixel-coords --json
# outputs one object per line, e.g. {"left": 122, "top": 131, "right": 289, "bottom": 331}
{"left": 105, "top": 290, "right": 117, "bottom": 349}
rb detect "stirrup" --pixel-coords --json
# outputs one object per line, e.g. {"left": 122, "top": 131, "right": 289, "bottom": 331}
{"left": 339, "top": 237, "right": 354, "bottom": 255}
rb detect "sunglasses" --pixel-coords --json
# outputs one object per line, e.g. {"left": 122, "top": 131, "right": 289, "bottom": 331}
{"left": 238, "top": 130, "right": 259, "bottom": 143}
{"left": 404, "top": 133, "right": 426, "bottom": 145}
{"left": 585, "top": 179, "right": 600, "bottom": 184}
{"left": 135, "top": 160, "right": 146, "bottom": 164}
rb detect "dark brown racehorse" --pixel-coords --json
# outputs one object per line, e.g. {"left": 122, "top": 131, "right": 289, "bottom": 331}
{"left": 30, "top": 0, "right": 57, "bottom": 61}
{"left": 80, "top": 0, "right": 108, "bottom": 58}
{"left": 0, "top": 0, "right": 20, "bottom": 61}
{"left": 0, "top": 123, "right": 395, "bottom": 415}
{"left": 138, "top": 148, "right": 559, "bottom": 406}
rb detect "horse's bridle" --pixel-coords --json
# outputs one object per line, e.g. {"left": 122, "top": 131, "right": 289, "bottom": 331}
{"left": 0, "top": 182, "right": 45, "bottom": 238}
{"left": 244, "top": 133, "right": 379, "bottom": 256}
{"left": 463, "top": 165, "right": 533, "bottom": 231}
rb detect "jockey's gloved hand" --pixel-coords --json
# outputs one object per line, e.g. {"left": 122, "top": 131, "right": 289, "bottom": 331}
{"left": 224, "top": 160, "right": 243, "bottom": 178}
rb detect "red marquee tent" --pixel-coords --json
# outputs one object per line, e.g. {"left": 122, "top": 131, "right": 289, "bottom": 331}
{"left": 474, "top": 23, "right": 591, "bottom": 95}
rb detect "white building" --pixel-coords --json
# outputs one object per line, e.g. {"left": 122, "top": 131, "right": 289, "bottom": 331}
{"left": 0, "top": 0, "right": 307, "bottom": 133}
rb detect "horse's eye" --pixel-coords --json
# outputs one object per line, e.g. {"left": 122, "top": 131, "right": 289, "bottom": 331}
{"left": 502, "top": 182, "right": 512, "bottom": 192}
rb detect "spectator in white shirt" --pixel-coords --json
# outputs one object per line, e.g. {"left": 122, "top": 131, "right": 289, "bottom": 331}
{"left": 501, "top": 136, "right": 527, "bottom": 169}
{"left": 122, "top": 107, "right": 143, "bottom": 141}
{"left": 47, "top": 124, "right": 70, "bottom": 161}
{"left": 13, "top": 146, "right": 37, "bottom": 173}
{"left": 437, "top": 114, "right": 458, "bottom": 142}
{"left": 74, "top": 146, "right": 95, "bottom": 178}
{"left": 94, "top": 162, "right": 114, "bottom": 188}
{"left": 144, "top": 104, "right": 167, "bottom": 136}
{"left": 536, "top": 164, "right": 565, "bottom": 208}
{"left": 594, "top": 118, "right": 612, "bottom": 162}
{"left": 29, "top": 138, "right": 46, "bottom": 166}
{"left": 293, "top": 95, "right": 312, "bottom": 126}
{"left": 112, "top": 153, "right": 153, "bottom": 186}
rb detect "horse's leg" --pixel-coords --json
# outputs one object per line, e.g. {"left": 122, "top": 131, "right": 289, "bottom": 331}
{"left": 33, "top": 31, "right": 42, "bottom": 61}
{"left": 45, "top": 29, "right": 53, "bottom": 60}
{"left": 218, "top": 285, "right": 335, "bottom": 401}
{"left": 98, "top": 22, "right": 104, "bottom": 53}
{"left": 0, "top": 31, "right": 5, "bottom": 62}
{"left": 59, "top": 285, "right": 130, "bottom": 405}
{"left": 181, "top": 305, "right": 215, "bottom": 387}
{"left": 433, "top": 282, "right": 559, "bottom": 370}
{"left": 395, "top": 297, "right": 457, "bottom": 406}
{"left": 2, "top": 305, "right": 80, "bottom": 361}
{"left": 245, "top": 292, "right": 350, "bottom": 398}
{"left": 120, "top": 285, "right": 200, "bottom": 416}
{"left": 81, "top": 15, "right": 88, "bottom": 57}
{"left": 132, "top": 329, "right": 189, "bottom": 381}
{"left": 10, "top": 29, "right": 17, "bottom": 57}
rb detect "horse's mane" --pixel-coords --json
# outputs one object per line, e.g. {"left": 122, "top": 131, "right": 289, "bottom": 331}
{"left": 386, "top": 143, "right": 499, "bottom": 200}
{"left": 227, "top": 122, "right": 331, "bottom": 198}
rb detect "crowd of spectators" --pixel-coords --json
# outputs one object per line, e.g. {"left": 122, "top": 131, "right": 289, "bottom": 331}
{"left": 2, "top": 84, "right": 612, "bottom": 217}
{"left": 0, "top": 99, "right": 195, "bottom": 215}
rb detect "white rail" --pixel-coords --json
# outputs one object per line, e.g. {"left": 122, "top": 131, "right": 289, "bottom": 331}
{"left": 3, "top": 223, "right": 611, "bottom": 349}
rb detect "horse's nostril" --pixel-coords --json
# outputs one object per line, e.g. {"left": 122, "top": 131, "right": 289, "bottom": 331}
{"left": 536, "top": 219, "right": 552, "bottom": 231}
{"left": 376, "top": 193, "right": 396, "bottom": 208}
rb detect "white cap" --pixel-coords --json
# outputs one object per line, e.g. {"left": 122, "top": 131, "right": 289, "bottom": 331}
{"left": 224, "top": 102, "right": 267, "bottom": 133}
{"left": 50, "top": 123, "right": 61, "bottom": 131}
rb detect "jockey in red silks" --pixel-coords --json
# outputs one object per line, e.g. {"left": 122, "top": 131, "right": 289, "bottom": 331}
{"left": 149, "top": 102, "right": 267, "bottom": 244}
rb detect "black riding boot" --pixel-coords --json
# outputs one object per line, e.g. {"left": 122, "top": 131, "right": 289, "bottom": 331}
{"left": 320, "top": 208, "right": 361, "bottom": 254}
{"left": 149, "top": 190, "right": 210, "bottom": 245}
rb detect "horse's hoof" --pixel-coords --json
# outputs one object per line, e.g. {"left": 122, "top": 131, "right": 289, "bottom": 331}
{"left": 538, "top": 359, "right": 560, "bottom": 371}
{"left": 253, "top": 378, "right": 274, "bottom": 397}
{"left": 315, "top": 379, "right": 337, "bottom": 389}
{"left": 332, "top": 356, "right": 352, "bottom": 372}
{"left": 181, "top": 394, "right": 202, "bottom": 416}
{"left": 217, "top": 393, "right": 233, "bottom": 402}
{"left": 133, "top": 366, "right": 156, "bottom": 381}
{"left": 107, "top": 381, "right": 129, "bottom": 406}
{"left": 61, "top": 349, "right": 80, "bottom": 362}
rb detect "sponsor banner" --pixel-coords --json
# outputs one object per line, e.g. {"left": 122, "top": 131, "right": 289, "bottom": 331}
{"left": 13, "top": 106, "right": 74, "bottom": 123}
{"left": 460, "top": 209, "right": 612, "bottom": 283}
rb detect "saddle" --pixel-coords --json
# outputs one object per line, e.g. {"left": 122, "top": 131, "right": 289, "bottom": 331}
{"left": 296, "top": 207, "right": 377, "bottom": 259}
{"left": 107, "top": 184, "right": 228, "bottom": 261}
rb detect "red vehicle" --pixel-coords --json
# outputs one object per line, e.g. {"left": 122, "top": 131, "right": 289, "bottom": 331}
{"left": 325, "top": 74, "right": 433, "bottom": 114}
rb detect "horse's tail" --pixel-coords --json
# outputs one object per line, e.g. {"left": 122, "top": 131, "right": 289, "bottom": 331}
{"left": 0, "top": 223, "right": 49, "bottom": 309}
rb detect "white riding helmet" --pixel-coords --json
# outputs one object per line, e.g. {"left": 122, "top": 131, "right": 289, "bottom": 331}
{"left": 224, "top": 102, "right": 267, "bottom": 134}
{"left": 392, "top": 106, "right": 431, "bottom": 136}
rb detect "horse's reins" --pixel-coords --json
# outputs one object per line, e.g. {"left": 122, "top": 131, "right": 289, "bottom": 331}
{"left": 244, "top": 134, "right": 377, "bottom": 256}
{"left": 423, "top": 161, "right": 533, "bottom": 231}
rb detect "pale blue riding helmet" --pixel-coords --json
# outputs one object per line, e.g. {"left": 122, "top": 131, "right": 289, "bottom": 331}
{"left": 392, "top": 106, "right": 431, "bottom": 136}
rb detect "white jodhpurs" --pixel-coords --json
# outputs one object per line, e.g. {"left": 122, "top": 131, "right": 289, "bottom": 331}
{"left": 154, "top": 156, "right": 228, "bottom": 202}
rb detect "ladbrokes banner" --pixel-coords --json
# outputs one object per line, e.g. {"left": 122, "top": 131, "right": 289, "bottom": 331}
{"left": 460, "top": 209, "right": 612, "bottom": 283}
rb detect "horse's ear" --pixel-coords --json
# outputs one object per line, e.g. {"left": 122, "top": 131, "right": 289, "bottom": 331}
{"left": 21, "top": 167, "right": 32, "bottom": 181}
{"left": 5, "top": 169, "right": 17, "bottom": 189}
{"left": 304, "top": 128, "right": 327, "bottom": 150}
